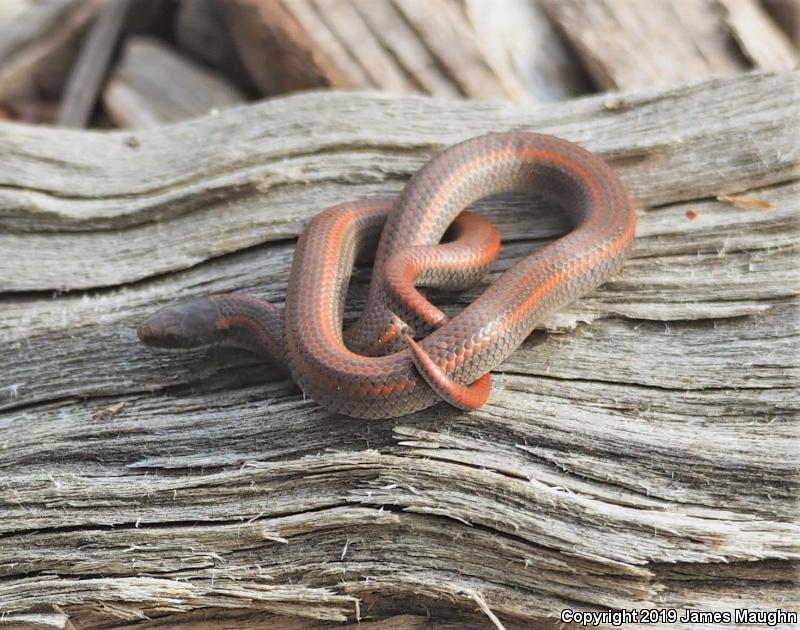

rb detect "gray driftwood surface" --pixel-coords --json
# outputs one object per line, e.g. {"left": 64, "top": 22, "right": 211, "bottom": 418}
{"left": 1, "top": 71, "right": 799, "bottom": 629}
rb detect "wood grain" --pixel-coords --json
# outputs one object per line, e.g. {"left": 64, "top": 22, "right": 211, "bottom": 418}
{"left": 540, "top": 0, "right": 798, "bottom": 90}
{"left": 103, "top": 36, "right": 246, "bottom": 129}
{"left": 1, "top": 72, "right": 797, "bottom": 290}
{"left": 1, "top": 71, "right": 798, "bottom": 628}
{"left": 0, "top": 0, "right": 103, "bottom": 100}
{"left": 460, "top": 0, "right": 591, "bottom": 100}
{"left": 55, "top": 0, "right": 131, "bottom": 127}
{"left": 219, "top": 0, "right": 525, "bottom": 99}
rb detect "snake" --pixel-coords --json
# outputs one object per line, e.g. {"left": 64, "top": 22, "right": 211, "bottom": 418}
{"left": 138, "top": 131, "right": 636, "bottom": 419}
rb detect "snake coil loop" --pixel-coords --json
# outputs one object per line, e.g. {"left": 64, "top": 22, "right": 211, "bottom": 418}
{"left": 139, "top": 131, "right": 636, "bottom": 419}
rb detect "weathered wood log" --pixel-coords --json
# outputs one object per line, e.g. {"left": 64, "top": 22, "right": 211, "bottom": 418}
{"left": 460, "top": 0, "right": 591, "bottom": 100}
{"left": 175, "top": 0, "right": 254, "bottom": 91}
{"left": 56, "top": 0, "right": 132, "bottom": 127}
{"left": 219, "top": 0, "right": 526, "bottom": 99}
{"left": 0, "top": 71, "right": 798, "bottom": 628}
{"left": 103, "top": 36, "right": 247, "bottom": 129}
{"left": 1, "top": 72, "right": 797, "bottom": 289}
{"left": 764, "top": 0, "right": 800, "bottom": 45}
{"left": 540, "top": 0, "right": 798, "bottom": 89}
{"left": 718, "top": 0, "right": 799, "bottom": 71}
{"left": 0, "top": 0, "right": 103, "bottom": 100}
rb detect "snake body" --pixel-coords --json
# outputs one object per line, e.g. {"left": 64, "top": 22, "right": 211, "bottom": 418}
{"left": 138, "top": 132, "right": 636, "bottom": 419}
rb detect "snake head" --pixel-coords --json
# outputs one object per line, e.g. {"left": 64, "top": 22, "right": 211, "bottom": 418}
{"left": 137, "top": 298, "right": 222, "bottom": 349}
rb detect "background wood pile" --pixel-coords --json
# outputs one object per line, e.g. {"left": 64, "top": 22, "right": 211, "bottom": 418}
{"left": 0, "top": 1, "right": 798, "bottom": 629}
{"left": 1, "top": 0, "right": 798, "bottom": 124}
